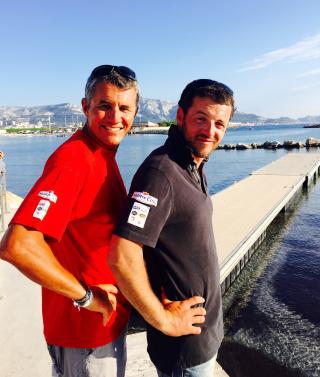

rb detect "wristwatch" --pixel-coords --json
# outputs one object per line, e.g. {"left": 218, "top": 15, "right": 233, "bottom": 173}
{"left": 73, "top": 288, "right": 93, "bottom": 310}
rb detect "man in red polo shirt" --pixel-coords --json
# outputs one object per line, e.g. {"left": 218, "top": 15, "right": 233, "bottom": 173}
{"left": 0, "top": 65, "right": 139, "bottom": 377}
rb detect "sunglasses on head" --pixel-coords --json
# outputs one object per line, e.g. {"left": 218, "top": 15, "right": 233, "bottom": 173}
{"left": 191, "top": 79, "right": 233, "bottom": 95}
{"left": 89, "top": 65, "right": 137, "bottom": 81}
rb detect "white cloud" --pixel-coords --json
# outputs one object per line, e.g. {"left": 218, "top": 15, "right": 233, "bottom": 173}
{"left": 291, "top": 81, "right": 320, "bottom": 92}
{"left": 299, "top": 67, "right": 320, "bottom": 77}
{"left": 240, "top": 34, "right": 320, "bottom": 71}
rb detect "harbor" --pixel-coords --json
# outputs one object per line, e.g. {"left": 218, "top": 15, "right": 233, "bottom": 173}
{"left": 2, "top": 0, "right": 320, "bottom": 374}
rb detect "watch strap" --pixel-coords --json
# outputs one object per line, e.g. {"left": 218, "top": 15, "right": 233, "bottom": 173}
{"left": 73, "top": 288, "right": 93, "bottom": 310}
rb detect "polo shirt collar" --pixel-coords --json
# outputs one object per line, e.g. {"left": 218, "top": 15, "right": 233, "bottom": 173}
{"left": 165, "top": 125, "right": 209, "bottom": 193}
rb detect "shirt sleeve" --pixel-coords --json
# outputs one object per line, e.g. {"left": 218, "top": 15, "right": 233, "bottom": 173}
{"left": 11, "top": 158, "right": 88, "bottom": 241}
{"left": 115, "top": 166, "right": 172, "bottom": 248}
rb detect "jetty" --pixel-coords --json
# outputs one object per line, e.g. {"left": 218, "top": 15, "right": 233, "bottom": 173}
{"left": 303, "top": 124, "right": 320, "bottom": 128}
{"left": 2, "top": 153, "right": 320, "bottom": 376}
{"left": 213, "top": 153, "right": 320, "bottom": 292}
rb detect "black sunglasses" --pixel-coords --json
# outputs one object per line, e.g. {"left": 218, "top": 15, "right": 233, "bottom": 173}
{"left": 88, "top": 65, "right": 137, "bottom": 81}
{"left": 190, "top": 79, "right": 233, "bottom": 95}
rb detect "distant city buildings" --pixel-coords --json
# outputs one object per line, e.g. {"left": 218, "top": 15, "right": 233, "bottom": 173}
{"left": 132, "top": 120, "right": 159, "bottom": 127}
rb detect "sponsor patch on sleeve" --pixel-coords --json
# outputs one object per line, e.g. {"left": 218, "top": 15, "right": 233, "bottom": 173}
{"left": 38, "top": 190, "right": 58, "bottom": 203}
{"left": 131, "top": 192, "right": 158, "bottom": 207}
{"left": 33, "top": 199, "right": 51, "bottom": 221}
{"left": 127, "top": 201, "right": 150, "bottom": 228}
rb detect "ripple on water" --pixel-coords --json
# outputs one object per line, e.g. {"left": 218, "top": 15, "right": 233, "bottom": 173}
{"left": 219, "top": 184, "right": 320, "bottom": 377}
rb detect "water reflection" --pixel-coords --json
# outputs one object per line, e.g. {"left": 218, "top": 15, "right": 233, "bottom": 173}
{"left": 219, "top": 187, "right": 320, "bottom": 376}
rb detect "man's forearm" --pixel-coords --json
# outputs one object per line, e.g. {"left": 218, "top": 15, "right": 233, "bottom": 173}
{"left": 0, "top": 224, "right": 118, "bottom": 325}
{"left": 109, "top": 236, "right": 168, "bottom": 330}
{"left": 109, "top": 236, "right": 206, "bottom": 336}
{"left": 0, "top": 224, "right": 86, "bottom": 300}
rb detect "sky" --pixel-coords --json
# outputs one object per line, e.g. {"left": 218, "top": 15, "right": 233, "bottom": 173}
{"left": 1, "top": 0, "right": 320, "bottom": 118}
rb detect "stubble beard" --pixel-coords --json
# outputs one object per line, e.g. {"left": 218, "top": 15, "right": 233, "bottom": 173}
{"left": 192, "top": 142, "right": 219, "bottom": 159}
{"left": 184, "top": 132, "right": 219, "bottom": 159}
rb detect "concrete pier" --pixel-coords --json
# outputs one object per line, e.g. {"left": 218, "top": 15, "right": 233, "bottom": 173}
{"left": 213, "top": 153, "right": 320, "bottom": 292}
{"left": 2, "top": 152, "right": 320, "bottom": 376}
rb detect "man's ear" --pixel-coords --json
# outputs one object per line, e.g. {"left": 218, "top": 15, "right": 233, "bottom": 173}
{"left": 81, "top": 98, "right": 89, "bottom": 117}
{"left": 176, "top": 107, "right": 184, "bottom": 128}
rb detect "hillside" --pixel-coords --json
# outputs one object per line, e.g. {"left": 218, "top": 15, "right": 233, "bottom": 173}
{"left": 1, "top": 100, "right": 319, "bottom": 126}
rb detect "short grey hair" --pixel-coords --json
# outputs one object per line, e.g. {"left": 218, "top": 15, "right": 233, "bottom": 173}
{"left": 85, "top": 70, "right": 140, "bottom": 108}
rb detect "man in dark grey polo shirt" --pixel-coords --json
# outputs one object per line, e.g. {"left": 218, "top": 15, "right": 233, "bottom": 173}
{"left": 109, "top": 79, "right": 235, "bottom": 376}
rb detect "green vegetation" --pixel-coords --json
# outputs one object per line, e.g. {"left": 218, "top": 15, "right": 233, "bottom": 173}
{"left": 5, "top": 128, "right": 48, "bottom": 134}
{"left": 158, "top": 120, "right": 176, "bottom": 127}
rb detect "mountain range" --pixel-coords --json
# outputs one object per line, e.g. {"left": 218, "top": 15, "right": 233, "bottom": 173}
{"left": 1, "top": 99, "right": 320, "bottom": 126}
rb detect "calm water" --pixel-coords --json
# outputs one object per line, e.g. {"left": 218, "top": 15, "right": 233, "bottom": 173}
{"left": 3, "top": 124, "right": 320, "bottom": 197}
{"left": 1, "top": 124, "right": 320, "bottom": 376}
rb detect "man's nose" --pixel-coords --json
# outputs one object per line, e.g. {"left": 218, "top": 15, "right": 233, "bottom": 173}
{"left": 206, "top": 121, "right": 219, "bottom": 138}
{"left": 107, "top": 107, "right": 121, "bottom": 124}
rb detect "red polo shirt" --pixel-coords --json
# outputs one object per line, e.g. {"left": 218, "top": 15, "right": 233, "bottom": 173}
{"left": 11, "top": 130, "right": 130, "bottom": 347}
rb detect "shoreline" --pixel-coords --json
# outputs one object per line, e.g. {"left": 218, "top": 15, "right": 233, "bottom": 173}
{"left": 0, "top": 122, "right": 312, "bottom": 138}
{"left": 2, "top": 132, "right": 320, "bottom": 151}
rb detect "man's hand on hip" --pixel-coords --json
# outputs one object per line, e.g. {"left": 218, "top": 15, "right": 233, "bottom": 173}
{"left": 161, "top": 293, "right": 206, "bottom": 337}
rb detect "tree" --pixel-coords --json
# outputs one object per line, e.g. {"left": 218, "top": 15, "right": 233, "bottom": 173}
{"left": 158, "top": 120, "right": 176, "bottom": 127}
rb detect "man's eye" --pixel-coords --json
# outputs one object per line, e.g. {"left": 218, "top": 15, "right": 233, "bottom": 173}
{"left": 99, "top": 105, "right": 111, "bottom": 110}
{"left": 120, "top": 107, "right": 130, "bottom": 112}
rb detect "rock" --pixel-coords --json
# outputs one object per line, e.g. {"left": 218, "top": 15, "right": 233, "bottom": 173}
{"left": 283, "top": 140, "right": 305, "bottom": 149}
{"left": 306, "top": 137, "right": 320, "bottom": 147}
{"left": 304, "top": 124, "right": 320, "bottom": 128}
{"left": 223, "top": 144, "right": 236, "bottom": 150}
{"left": 236, "top": 143, "right": 252, "bottom": 150}
{"left": 263, "top": 141, "right": 280, "bottom": 149}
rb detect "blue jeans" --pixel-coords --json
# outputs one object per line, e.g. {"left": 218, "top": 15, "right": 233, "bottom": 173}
{"left": 156, "top": 354, "right": 217, "bottom": 377}
{"left": 47, "top": 331, "right": 126, "bottom": 377}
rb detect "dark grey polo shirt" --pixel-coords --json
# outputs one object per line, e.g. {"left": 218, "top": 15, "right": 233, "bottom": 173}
{"left": 115, "top": 126, "right": 223, "bottom": 374}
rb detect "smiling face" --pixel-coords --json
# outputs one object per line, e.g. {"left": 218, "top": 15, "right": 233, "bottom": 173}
{"left": 81, "top": 81, "right": 137, "bottom": 149}
{"left": 177, "top": 96, "right": 232, "bottom": 166}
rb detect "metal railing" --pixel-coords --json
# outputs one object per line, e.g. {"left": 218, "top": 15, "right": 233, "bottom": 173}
{"left": 0, "top": 160, "right": 8, "bottom": 231}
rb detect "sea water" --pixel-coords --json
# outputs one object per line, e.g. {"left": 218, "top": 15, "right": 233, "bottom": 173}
{"left": 1, "top": 124, "right": 320, "bottom": 376}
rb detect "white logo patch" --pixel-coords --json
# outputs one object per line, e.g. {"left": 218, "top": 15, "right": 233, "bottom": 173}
{"left": 128, "top": 202, "right": 150, "bottom": 228}
{"left": 33, "top": 199, "right": 51, "bottom": 221}
{"left": 131, "top": 192, "right": 158, "bottom": 207}
{"left": 38, "top": 190, "right": 58, "bottom": 203}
